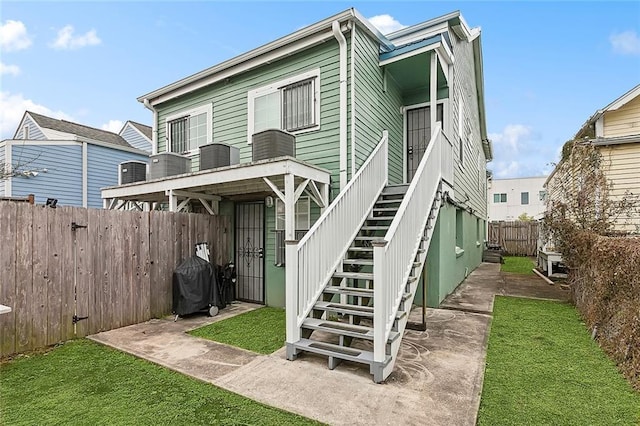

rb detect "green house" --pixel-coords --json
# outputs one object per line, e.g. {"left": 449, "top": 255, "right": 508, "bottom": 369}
{"left": 102, "top": 8, "right": 492, "bottom": 382}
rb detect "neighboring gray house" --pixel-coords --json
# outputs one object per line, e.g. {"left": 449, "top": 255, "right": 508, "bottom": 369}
{"left": 102, "top": 9, "right": 491, "bottom": 382}
{"left": 1, "top": 111, "right": 150, "bottom": 208}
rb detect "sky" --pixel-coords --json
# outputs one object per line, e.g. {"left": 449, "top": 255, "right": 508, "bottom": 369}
{"left": 1, "top": 1, "right": 639, "bottom": 179}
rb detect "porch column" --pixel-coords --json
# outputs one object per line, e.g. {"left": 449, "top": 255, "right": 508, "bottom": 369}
{"left": 167, "top": 189, "right": 178, "bottom": 212}
{"left": 430, "top": 52, "right": 438, "bottom": 137}
{"left": 284, "top": 172, "right": 301, "bottom": 352}
{"left": 284, "top": 173, "right": 295, "bottom": 240}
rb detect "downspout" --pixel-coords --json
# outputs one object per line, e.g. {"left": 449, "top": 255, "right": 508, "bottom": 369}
{"left": 332, "top": 20, "right": 348, "bottom": 190}
{"left": 143, "top": 98, "right": 158, "bottom": 155}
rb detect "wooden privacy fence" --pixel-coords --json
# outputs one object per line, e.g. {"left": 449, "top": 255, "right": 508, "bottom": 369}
{"left": 488, "top": 220, "right": 539, "bottom": 256}
{"left": 0, "top": 203, "right": 231, "bottom": 357}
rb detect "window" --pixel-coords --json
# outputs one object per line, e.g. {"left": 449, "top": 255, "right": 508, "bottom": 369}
{"left": 493, "top": 193, "right": 507, "bottom": 203}
{"left": 165, "top": 104, "right": 212, "bottom": 154}
{"left": 274, "top": 197, "right": 311, "bottom": 266}
{"left": 539, "top": 190, "right": 547, "bottom": 201}
{"left": 23, "top": 125, "right": 29, "bottom": 139}
{"left": 521, "top": 192, "right": 529, "bottom": 205}
{"left": 455, "top": 209, "right": 464, "bottom": 256}
{"left": 248, "top": 69, "right": 320, "bottom": 141}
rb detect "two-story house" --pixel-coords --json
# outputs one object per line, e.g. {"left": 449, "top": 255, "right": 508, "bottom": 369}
{"left": 102, "top": 8, "right": 491, "bottom": 382}
{"left": 1, "top": 111, "right": 150, "bottom": 208}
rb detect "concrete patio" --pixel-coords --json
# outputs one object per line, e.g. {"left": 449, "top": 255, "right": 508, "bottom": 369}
{"left": 89, "top": 262, "right": 569, "bottom": 425}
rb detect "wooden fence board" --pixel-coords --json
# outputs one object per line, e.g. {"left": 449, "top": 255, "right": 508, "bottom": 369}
{"left": 0, "top": 203, "right": 17, "bottom": 356}
{"left": 1, "top": 204, "right": 230, "bottom": 357}
{"left": 15, "top": 203, "right": 33, "bottom": 353}
{"left": 31, "top": 206, "right": 49, "bottom": 349}
{"left": 488, "top": 221, "right": 539, "bottom": 256}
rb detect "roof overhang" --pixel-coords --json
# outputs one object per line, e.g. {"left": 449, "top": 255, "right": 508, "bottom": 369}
{"left": 574, "top": 84, "right": 640, "bottom": 138}
{"left": 101, "top": 156, "right": 330, "bottom": 204}
{"left": 588, "top": 134, "right": 640, "bottom": 147}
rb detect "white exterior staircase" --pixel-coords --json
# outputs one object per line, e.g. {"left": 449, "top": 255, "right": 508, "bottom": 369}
{"left": 285, "top": 125, "right": 452, "bottom": 382}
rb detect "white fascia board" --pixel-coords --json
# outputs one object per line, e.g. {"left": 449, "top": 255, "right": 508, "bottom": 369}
{"left": 41, "top": 128, "right": 76, "bottom": 140}
{"left": 386, "top": 11, "right": 459, "bottom": 41}
{"left": 102, "top": 158, "right": 330, "bottom": 199}
{"left": 15, "top": 112, "right": 47, "bottom": 140}
{"left": 603, "top": 84, "right": 640, "bottom": 112}
{"left": 386, "top": 21, "right": 449, "bottom": 47}
{"left": 351, "top": 9, "right": 394, "bottom": 51}
{"left": 379, "top": 41, "right": 443, "bottom": 67}
{"left": 3, "top": 139, "right": 81, "bottom": 147}
{"left": 139, "top": 10, "right": 356, "bottom": 106}
{"left": 123, "top": 121, "right": 152, "bottom": 143}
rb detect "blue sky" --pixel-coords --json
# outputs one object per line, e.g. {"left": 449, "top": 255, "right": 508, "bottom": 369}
{"left": 1, "top": 1, "right": 639, "bottom": 178}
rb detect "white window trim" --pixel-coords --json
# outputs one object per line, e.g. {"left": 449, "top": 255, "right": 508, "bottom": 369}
{"left": 164, "top": 103, "right": 213, "bottom": 156}
{"left": 247, "top": 69, "right": 321, "bottom": 143}
{"left": 274, "top": 196, "right": 311, "bottom": 231}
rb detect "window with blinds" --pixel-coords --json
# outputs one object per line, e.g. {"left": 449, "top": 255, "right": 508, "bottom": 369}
{"left": 282, "top": 79, "right": 314, "bottom": 131}
{"left": 166, "top": 105, "right": 211, "bottom": 153}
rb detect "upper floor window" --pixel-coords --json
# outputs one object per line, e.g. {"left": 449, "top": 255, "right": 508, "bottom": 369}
{"left": 521, "top": 192, "right": 529, "bottom": 205}
{"left": 165, "top": 104, "right": 212, "bottom": 154}
{"left": 493, "top": 193, "right": 507, "bottom": 203}
{"left": 539, "top": 190, "right": 547, "bottom": 201}
{"left": 247, "top": 69, "right": 320, "bottom": 142}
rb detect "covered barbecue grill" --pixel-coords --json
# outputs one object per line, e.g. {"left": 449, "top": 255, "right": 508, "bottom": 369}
{"left": 172, "top": 255, "right": 222, "bottom": 318}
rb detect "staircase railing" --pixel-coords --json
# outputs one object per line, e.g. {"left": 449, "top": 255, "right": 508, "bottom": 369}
{"left": 372, "top": 123, "right": 443, "bottom": 363}
{"left": 286, "top": 131, "right": 389, "bottom": 344}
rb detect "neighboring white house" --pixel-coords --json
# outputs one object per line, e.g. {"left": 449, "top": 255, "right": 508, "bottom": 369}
{"left": 488, "top": 176, "right": 547, "bottom": 221}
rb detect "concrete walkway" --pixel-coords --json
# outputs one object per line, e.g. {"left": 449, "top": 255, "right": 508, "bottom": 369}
{"left": 89, "top": 263, "right": 569, "bottom": 426}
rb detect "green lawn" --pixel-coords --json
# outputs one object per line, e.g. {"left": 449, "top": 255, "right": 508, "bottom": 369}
{"left": 478, "top": 296, "right": 640, "bottom": 425}
{"left": 0, "top": 339, "right": 319, "bottom": 426}
{"left": 501, "top": 256, "right": 536, "bottom": 274}
{"left": 189, "top": 307, "right": 285, "bottom": 354}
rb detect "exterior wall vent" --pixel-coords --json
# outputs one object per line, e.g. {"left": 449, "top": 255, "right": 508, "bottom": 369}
{"left": 119, "top": 161, "right": 147, "bottom": 184}
{"left": 199, "top": 143, "right": 240, "bottom": 170}
{"left": 149, "top": 152, "right": 191, "bottom": 179}
{"left": 252, "top": 129, "right": 296, "bottom": 162}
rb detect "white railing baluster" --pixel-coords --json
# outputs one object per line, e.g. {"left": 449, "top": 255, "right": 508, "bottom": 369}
{"left": 373, "top": 123, "right": 446, "bottom": 364}
{"left": 286, "top": 131, "right": 389, "bottom": 344}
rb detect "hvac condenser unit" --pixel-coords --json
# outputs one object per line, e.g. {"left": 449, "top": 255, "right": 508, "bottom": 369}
{"left": 251, "top": 129, "right": 295, "bottom": 162}
{"left": 119, "top": 161, "right": 147, "bottom": 184}
{"left": 149, "top": 152, "right": 191, "bottom": 179}
{"left": 199, "top": 143, "right": 240, "bottom": 170}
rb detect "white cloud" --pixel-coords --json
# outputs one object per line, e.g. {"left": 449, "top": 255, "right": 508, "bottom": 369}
{"left": 0, "top": 91, "right": 72, "bottom": 139}
{"left": 101, "top": 119, "right": 123, "bottom": 133}
{"left": 488, "top": 124, "right": 533, "bottom": 152}
{"left": 50, "top": 25, "right": 101, "bottom": 50}
{"left": 610, "top": 30, "right": 640, "bottom": 56}
{"left": 368, "top": 14, "right": 407, "bottom": 35}
{"left": 0, "top": 20, "right": 32, "bottom": 52}
{"left": 0, "top": 62, "right": 20, "bottom": 76}
{"left": 492, "top": 161, "right": 520, "bottom": 179}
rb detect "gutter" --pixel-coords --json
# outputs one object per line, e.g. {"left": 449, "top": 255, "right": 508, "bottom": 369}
{"left": 332, "top": 20, "right": 349, "bottom": 190}
{"left": 143, "top": 99, "right": 158, "bottom": 155}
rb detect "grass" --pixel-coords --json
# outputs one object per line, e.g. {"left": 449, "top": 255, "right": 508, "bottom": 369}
{"left": 478, "top": 296, "right": 640, "bottom": 425}
{"left": 501, "top": 256, "right": 536, "bottom": 274}
{"left": 0, "top": 339, "right": 320, "bottom": 426}
{"left": 189, "top": 307, "right": 285, "bottom": 354}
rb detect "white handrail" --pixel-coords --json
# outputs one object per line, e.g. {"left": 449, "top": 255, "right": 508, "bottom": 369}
{"left": 373, "top": 124, "right": 443, "bottom": 363}
{"left": 286, "top": 131, "right": 388, "bottom": 344}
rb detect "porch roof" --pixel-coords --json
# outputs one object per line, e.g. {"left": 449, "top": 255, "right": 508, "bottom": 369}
{"left": 101, "top": 156, "right": 331, "bottom": 206}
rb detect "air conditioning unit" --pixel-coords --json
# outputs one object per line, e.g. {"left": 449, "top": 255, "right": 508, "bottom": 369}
{"left": 199, "top": 143, "right": 240, "bottom": 170}
{"left": 149, "top": 152, "right": 191, "bottom": 179}
{"left": 119, "top": 161, "right": 147, "bottom": 184}
{"left": 252, "top": 129, "right": 295, "bottom": 162}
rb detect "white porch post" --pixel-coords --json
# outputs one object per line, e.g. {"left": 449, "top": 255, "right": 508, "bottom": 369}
{"left": 372, "top": 240, "right": 387, "bottom": 364}
{"left": 167, "top": 189, "right": 178, "bottom": 212}
{"left": 284, "top": 172, "right": 301, "bottom": 354}
{"left": 430, "top": 52, "right": 438, "bottom": 137}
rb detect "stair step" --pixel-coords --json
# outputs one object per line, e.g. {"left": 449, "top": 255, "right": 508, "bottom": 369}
{"left": 374, "top": 199, "right": 403, "bottom": 205}
{"left": 382, "top": 185, "right": 409, "bottom": 195}
{"left": 367, "top": 216, "right": 395, "bottom": 221}
{"left": 314, "top": 301, "right": 374, "bottom": 318}
{"left": 348, "top": 247, "right": 373, "bottom": 253}
{"left": 333, "top": 271, "right": 374, "bottom": 280}
{"left": 343, "top": 258, "right": 374, "bottom": 266}
{"left": 354, "top": 236, "right": 383, "bottom": 241}
{"left": 301, "top": 318, "right": 399, "bottom": 342}
{"left": 293, "top": 338, "right": 387, "bottom": 366}
{"left": 324, "top": 286, "right": 374, "bottom": 297}
{"left": 361, "top": 226, "right": 389, "bottom": 231}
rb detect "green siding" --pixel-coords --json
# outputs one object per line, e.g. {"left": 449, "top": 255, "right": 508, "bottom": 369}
{"left": 353, "top": 28, "right": 404, "bottom": 184}
{"left": 420, "top": 204, "right": 484, "bottom": 307}
{"left": 156, "top": 40, "right": 344, "bottom": 196}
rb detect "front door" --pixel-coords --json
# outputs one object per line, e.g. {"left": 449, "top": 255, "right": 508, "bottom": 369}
{"left": 406, "top": 104, "right": 443, "bottom": 182}
{"left": 235, "top": 202, "right": 265, "bottom": 303}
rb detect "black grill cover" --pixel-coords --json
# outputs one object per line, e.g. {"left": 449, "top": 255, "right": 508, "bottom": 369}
{"left": 172, "top": 256, "right": 221, "bottom": 315}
